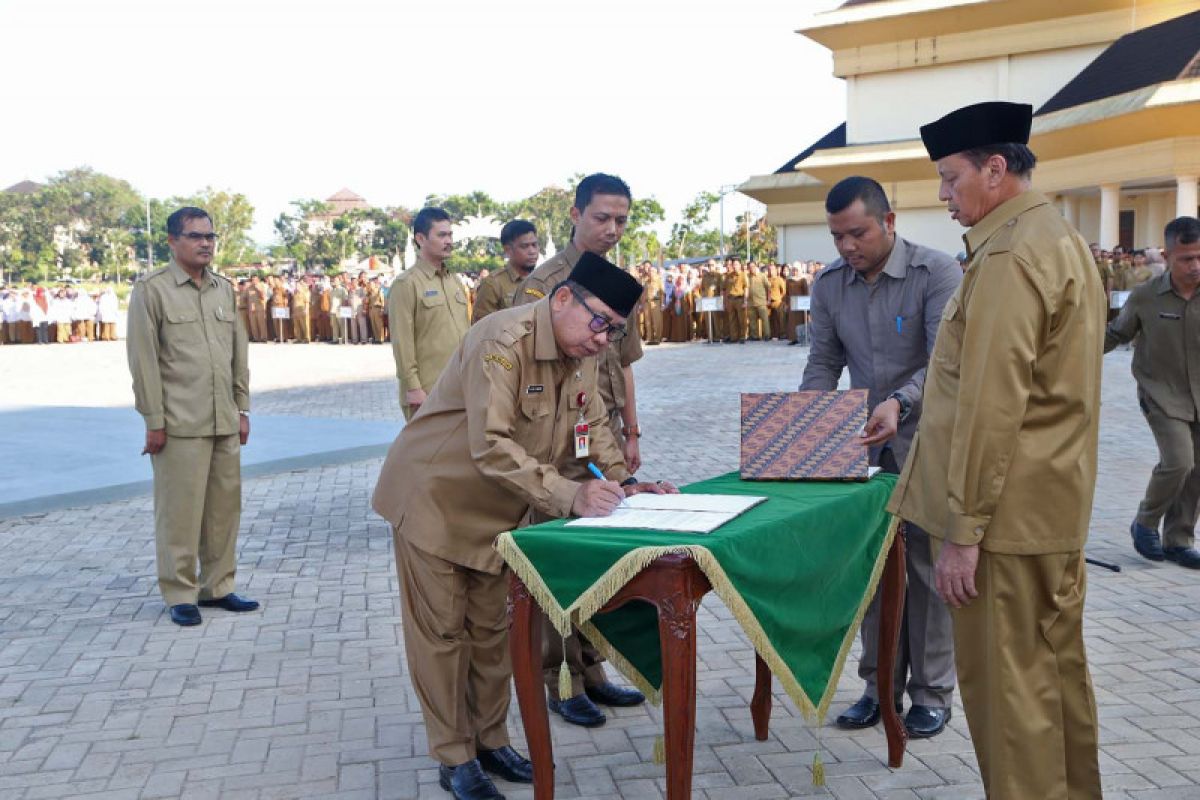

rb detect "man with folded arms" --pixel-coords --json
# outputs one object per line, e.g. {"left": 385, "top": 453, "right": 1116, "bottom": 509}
{"left": 373, "top": 253, "right": 674, "bottom": 800}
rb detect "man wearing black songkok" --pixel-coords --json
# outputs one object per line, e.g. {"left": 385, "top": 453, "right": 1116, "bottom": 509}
{"left": 372, "top": 252, "right": 676, "bottom": 800}
{"left": 887, "top": 101, "right": 1104, "bottom": 799}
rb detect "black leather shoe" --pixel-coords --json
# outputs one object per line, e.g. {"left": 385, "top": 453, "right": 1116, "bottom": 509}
{"left": 477, "top": 746, "right": 533, "bottom": 783}
{"left": 1131, "top": 521, "right": 1164, "bottom": 561}
{"left": 198, "top": 593, "right": 260, "bottom": 612}
{"left": 1164, "top": 546, "right": 1200, "bottom": 569}
{"left": 438, "top": 760, "right": 505, "bottom": 800}
{"left": 585, "top": 681, "right": 646, "bottom": 707}
{"left": 904, "top": 705, "right": 951, "bottom": 738}
{"left": 169, "top": 604, "right": 202, "bottom": 626}
{"left": 834, "top": 695, "right": 902, "bottom": 729}
{"left": 548, "top": 694, "right": 606, "bottom": 727}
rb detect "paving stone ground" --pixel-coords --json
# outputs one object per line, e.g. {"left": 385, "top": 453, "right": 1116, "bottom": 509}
{"left": 1, "top": 338, "right": 1197, "bottom": 799}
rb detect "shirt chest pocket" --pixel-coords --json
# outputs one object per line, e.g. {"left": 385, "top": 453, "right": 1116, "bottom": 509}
{"left": 420, "top": 291, "right": 443, "bottom": 310}
{"left": 163, "top": 306, "right": 201, "bottom": 346}
{"left": 930, "top": 295, "right": 964, "bottom": 378}
{"left": 515, "top": 396, "right": 554, "bottom": 460}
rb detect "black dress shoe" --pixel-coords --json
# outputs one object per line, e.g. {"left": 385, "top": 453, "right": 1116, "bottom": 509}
{"left": 585, "top": 681, "right": 645, "bottom": 707}
{"left": 548, "top": 694, "right": 606, "bottom": 727}
{"left": 438, "top": 760, "right": 505, "bottom": 800}
{"left": 904, "top": 705, "right": 951, "bottom": 738}
{"left": 198, "top": 593, "right": 260, "bottom": 612}
{"left": 1131, "top": 521, "right": 1164, "bottom": 561}
{"left": 834, "top": 695, "right": 902, "bottom": 729}
{"left": 1164, "top": 546, "right": 1200, "bottom": 569}
{"left": 169, "top": 604, "right": 202, "bottom": 626}
{"left": 477, "top": 745, "right": 533, "bottom": 783}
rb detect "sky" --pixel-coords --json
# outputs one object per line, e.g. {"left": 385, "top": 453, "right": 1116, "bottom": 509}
{"left": 0, "top": 0, "right": 847, "bottom": 244}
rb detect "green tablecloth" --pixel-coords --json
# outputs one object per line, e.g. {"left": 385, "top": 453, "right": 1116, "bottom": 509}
{"left": 496, "top": 471, "right": 899, "bottom": 722}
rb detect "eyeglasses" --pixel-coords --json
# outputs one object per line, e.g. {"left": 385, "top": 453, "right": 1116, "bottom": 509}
{"left": 179, "top": 232, "right": 219, "bottom": 242}
{"left": 570, "top": 286, "right": 626, "bottom": 341}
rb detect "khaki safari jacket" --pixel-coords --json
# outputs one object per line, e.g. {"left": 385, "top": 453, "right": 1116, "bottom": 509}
{"left": 371, "top": 300, "right": 630, "bottom": 574}
{"left": 888, "top": 191, "right": 1105, "bottom": 555}
{"left": 126, "top": 260, "right": 249, "bottom": 436}
{"left": 472, "top": 262, "right": 527, "bottom": 323}
{"left": 388, "top": 256, "right": 470, "bottom": 394}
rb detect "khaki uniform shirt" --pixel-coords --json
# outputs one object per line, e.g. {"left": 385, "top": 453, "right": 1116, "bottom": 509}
{"left": 747, "top": 273, "right": 769, "bottom": 307}
{"left": 472, "top": 262, "right": 528, "bottom": 323}
{"left": 512, "top": 242, "right": 644, "bottom": 425}
{"left": 246, "top": 284, "right": 267, "bottom": 312}
{"left": 723, "top": 271, "right": 747, "bottom": 299}
{"left": 888, "top": 192, "right": 1104, "bottom": 555}
{"left": 372, "top": 300, "right": 630, "bottom": 573}
{"left": 291, "top": 284, "right": 310, "bottom": 310}
{"left": 768, "top": 275, "right": 787, "bottom": 308}
{"left": 643, "top": 272, "right": 664, "bottom": 304}
{"left": 1106, "top": 270, "right": 1200, "bottom": 421}
{"left": 388, "top": 257, "right": 470, "bottom": 393}
{"left": 126, "top": 260, "right": 249, "bottom": 436}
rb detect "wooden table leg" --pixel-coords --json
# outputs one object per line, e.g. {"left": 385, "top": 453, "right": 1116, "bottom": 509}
{"left": 877, "top": 523, "right": 908, "bottom": 769}
{"left": 657, "top": 588, "right": 703, "bottom": 800}
{"left": 509, "top": 574, "right": 555, "bottom": 799}
{"left": 751, "top": 654, "right": 772, "bottom": 741}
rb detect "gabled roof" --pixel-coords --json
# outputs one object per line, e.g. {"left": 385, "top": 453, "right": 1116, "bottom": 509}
{"left": 326, "top": 188, "right": 366, "bottom": 203}
{"left": 1037, "top": 10, "right": 1200, "bottom": 115}
{"left": 3, "top": 180, "right": 42, "bottom": 195}
{"left": 775, "top": 123, "right": 847, "bottom": 174}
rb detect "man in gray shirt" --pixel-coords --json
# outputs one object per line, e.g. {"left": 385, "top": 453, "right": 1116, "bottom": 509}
{"left": 801, "top": 176, "right": 961, "bottom": 738}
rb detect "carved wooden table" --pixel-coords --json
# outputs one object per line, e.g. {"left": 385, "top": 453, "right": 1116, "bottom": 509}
{"left": 509, "top": 525, "right": 909, "bottom": 799}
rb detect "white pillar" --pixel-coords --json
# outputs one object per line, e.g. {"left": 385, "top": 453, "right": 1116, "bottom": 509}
{"left": 1062, "top": 195, "right": 1081, "bottom": 230}
{"left": 1099, "top": 183, "right": 1121, "bottom": 249}
{"left": 1144, "top": 193, "right": 1168, "bottom": 248}
{"left": 1178, "top": 175, "right": 1199, "bottom": 219}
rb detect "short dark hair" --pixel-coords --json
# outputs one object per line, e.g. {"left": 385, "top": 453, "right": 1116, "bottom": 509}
{"left": 412, "top": 207, "right": 451, "bottom": 238}
{"left": 500, "top": 219, "right": 537, "bottom": 246}
{"left": 166, "top": 207, "right": 212, "bottom": 237}
{"left": 825, "top": 176, "right": 891, "bottom": 222}
{"left": 960, "top": 143, "right": 1037, "bottom": 179}
{"left": 574, "top": 173, "right": 632, "bottom": 212}
{"left": 1165, "top": 216, "right": 1200, "bottom": 250}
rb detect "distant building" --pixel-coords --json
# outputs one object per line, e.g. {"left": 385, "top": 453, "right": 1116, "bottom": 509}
{"left": 739, "top": 0, "right": 1200, "bottom": 261}
{"left": 307, "top": 188, "right": 372, "bottom": 227}
{"left": 3, "top": 180, "right": 43, "bottom": 195}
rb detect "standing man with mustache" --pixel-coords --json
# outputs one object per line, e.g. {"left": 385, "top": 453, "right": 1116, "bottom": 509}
{"left": 512, "top": 173, "right": 649, "bottom": 727}
{"left": 126, "top": 207, "right": 259, "bottom": 627}
{"left": 389, "top": 207, "right": 471, "bottom": 420}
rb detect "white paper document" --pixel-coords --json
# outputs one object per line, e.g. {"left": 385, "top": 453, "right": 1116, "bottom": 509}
{"left": 565, "top": 493, "right": 768, "bottom": 534}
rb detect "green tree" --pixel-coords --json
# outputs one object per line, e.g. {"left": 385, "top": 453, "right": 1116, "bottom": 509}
{"left": 727, "top": 211, "right": 778, "bottom": 264}
{"left": 669, "top": 191, "right": 720, "bottom": 258}
{"left": 508, "top": 185, "right": 573, "bottom": 256}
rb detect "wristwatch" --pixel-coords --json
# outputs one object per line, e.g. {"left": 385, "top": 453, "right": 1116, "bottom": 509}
{"left": 886, "top": 392, "right": 911, "bottom": 422}
{"left": 238, "top": 410, "right": 251, "bottom": 417}
{"left": 621, "top": 424, "right": 641, "bottom": 438}
{"left": 620, "top": 477, "right": 639, "bottom": 487}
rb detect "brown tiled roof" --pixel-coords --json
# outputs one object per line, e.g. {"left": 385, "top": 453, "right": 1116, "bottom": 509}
{"left": 3, "top": 180, "right": 42, "bottom": 195}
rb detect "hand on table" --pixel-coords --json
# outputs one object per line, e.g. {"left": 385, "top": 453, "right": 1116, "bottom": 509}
{"left": 622, "top": 480, "right": 679, "bottom": 497}
{"left": 572, "top": 478, "right": 625, "bottom": 517}
{"left": 861, "top": 398, "right": 900, "bottom": 447}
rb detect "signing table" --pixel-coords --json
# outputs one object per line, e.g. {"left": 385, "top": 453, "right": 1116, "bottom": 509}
{"left": 496, "top": 472, "right": 908, "bottom": 799}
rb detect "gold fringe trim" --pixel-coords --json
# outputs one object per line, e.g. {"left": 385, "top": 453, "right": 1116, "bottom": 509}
{"left": 652, "top": 735, "right": 666, "bottom": 765}
{"left": 578, "top": 619, "right": 662, "bottom": 705}
{"left": 811, "top": 752, "right": 825, "bottom": 787}
{"left": 499, "top": 515, "right": 900, "bottom": 727}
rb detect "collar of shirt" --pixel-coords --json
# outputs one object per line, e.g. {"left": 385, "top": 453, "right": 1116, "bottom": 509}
{"left": 506, "top": 261, "right": 531, "bottom": 283}
{"left": 168, "top": 258, "right": 216, "bottom": 289}
{"left": 963, "top": 190, "right": 1048, "bottom": 260}
{"left": 533, "top": 298, "right": 562, "bottom": 363}
{"left": 413, "top": 256, "right": 447, "bottom": 279}
{"left": 845, "top": 237, "right": 912, "bottom": 286}
{"left": 1155, "top": 270, "right": 1177, "bottom": 296}
{"left": 560, "top": 241, "right": 583, "bottom": 269}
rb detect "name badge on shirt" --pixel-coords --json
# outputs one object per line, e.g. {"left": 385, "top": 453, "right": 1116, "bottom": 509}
{"left": 526, "top": 385, "right": 544, "bottom": 394}
{"left": 1160, "top": 312, "right": 1182, "bottom": 320}
{"left": 424, "top": 289, "right": 439, "bottom": 297}
{"left": 574, "top": 421, "right": 590, "bottom": 459}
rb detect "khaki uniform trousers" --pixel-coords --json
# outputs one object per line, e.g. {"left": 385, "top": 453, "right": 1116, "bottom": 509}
{"left": 725, "top": 302, "right": 746, "bottom": 342}
{"left": 292, "top": 308, "right": 312, "bottom": 343}
{"left": 369, "top": 307, "right": 385, "bottom": 342}
{"left": 747, "top": 304, "right": 770, "bottom": 340}
{"left": 151, "top": 434, "right": 241, "bottom": 607}
{"left": 1136, "top": 394, "right": 1200, "bottom": 548}
{"left": 249, "top": 311, "right": 268, "bottom": 342}
{"left": 770, "top": 305, "right": 787, "bottom": 340}
{"left": 394, "top": 535, "right": 512, "bottom": 766}
{"left": 644, "top": 304, "right": 663, "bottom": 344}
{"left": 940, "top": 542, "right": 1101, "bottom": 800}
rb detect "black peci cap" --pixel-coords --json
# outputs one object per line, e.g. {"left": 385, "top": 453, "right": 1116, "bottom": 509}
{"left": 568, "top": 252, "right": 643, "bottom": 319}
{"left": 919, "top": 101, "right": 1033, "bottom": 161}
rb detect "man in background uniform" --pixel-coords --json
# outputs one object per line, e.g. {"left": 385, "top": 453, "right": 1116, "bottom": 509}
{"left": 889, "top": 102, "right": 1103, "bottom": 798}
{"left": 745, "top": 262, "right": 770, "bottom": 340}
{"left": 372, "top": 255, "right": 671, "bottom": 800}
{"left": 389, "top": 207, "right": 469, "bottom": 419}
{"left": 722, "top": 258, "right": 747, "bottom": 342}
{"left": 700, "top": 261, "right": 725, "bottom": 341}
{"left": 472, "top": 219, "right": 540, "bottom": 323}
{"left": 513, "top": 173, "right": 649, "bottom": 726}
{"left": 291, "top": 275, "right": 312, "bottom": 343}
{"left": 803, "top": 176, "right": 961, "bottom": 738}
{"left": 767, "top": 264, "right": 787, "bottom": 340}
{"left": 1107, "top": 216, "right": 1200, "bottom": 570}
{"left": 367, "top": 276, "right": 387, "bottom": 342}
{"left": 246, "top": 275, "right": 268, "bottom": 342}
{"left": 640, "top": 261, "right": 664, "bottom": 344}
{"left": 125, "top": 207, "right": 258, "bottom": 627}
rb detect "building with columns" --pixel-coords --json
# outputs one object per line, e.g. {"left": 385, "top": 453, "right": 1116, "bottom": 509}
{"left": 740, "top": 0, "right": 1200, "bottom": 262}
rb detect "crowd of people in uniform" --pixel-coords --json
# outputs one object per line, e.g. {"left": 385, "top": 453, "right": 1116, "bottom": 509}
{"left": 120, "top": 95, "right": 1200, "bottom": 800}
{"left": 0, "top": 284, "right": 119, "bottom": 344}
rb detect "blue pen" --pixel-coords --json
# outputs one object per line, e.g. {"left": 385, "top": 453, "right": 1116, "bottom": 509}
{"left": 587, "top": 463, "right": 605, "bottom": 481}
{"left": 895, "top": 315, "right": 903, "bottom": 334}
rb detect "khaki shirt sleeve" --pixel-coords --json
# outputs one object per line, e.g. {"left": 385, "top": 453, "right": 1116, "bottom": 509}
{"left": 126, "top": 281, "right": 165, "bottom": 431}
{"left": 586, "top": 383, "right": 631, "bottom": 484}
{"left": 389, "top": 278, "right": 422, "bottom": 389}
{"left": 462, "top": 337, "right": 581, "bottom": 518}
{"left": 619, "top": 317, "right": 643, "bottom": 367}
{"left": 232, "top": 285, "right": 250, "bottom": 412}
{"left": 945, "top": 254, "right": 1045, "bottom": 546}
{"left": 472, "top": 277, "right": 501, "bottom": 324}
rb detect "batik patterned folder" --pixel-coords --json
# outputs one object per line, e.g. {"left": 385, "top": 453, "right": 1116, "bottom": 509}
{"left": 740, "top": 390, "right": 870, "bottom": 480}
